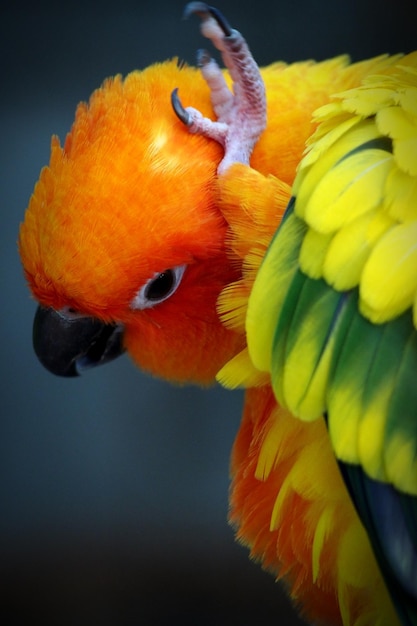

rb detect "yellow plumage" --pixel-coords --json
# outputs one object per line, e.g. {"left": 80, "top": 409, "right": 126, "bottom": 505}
{"left": 293, "top": 55, "right": 417, "bottom": 325}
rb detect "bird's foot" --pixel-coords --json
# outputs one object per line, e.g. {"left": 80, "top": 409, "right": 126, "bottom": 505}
{"left": 172, "top": 2, "right": 266, "bottom": 174}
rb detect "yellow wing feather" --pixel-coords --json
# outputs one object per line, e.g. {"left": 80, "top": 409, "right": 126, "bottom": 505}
{"left": 294, "top": 53, "right": 417, "bottom": 327}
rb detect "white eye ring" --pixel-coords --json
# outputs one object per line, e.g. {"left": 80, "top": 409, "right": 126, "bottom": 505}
{"left": 130, "top": 265, "right": 186, "bottom": 310}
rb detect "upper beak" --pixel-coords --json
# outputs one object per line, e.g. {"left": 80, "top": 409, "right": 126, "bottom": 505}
{"left": 33, "top": 306, "right": 125, "bottom": 376}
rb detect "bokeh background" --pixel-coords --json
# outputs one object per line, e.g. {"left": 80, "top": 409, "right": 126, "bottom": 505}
{"left": 1, "top": 1, "right": 414, "bottom": 624}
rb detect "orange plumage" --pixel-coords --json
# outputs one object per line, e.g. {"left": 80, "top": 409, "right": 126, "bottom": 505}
{"left": 19, "top": 23, "right": 408, "bottom": 626}
{"left": 20, "top": 62, "right": 243, "bottom": 382}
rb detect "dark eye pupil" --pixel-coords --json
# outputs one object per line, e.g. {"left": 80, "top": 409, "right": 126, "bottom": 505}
{"left": 145, "top": 270, "right": 175, "bottom": 301}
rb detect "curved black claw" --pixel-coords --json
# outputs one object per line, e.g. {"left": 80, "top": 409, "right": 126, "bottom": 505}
{"left": 171, "top": 88, "right": 190, "bottom": 125}
{"left": 183, "top": 2, "right": 232, "bottom": 37}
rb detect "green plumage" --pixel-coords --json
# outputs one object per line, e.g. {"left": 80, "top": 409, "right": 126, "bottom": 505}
{"left": 263, "top": 194, "right": 417, "bottom": 498}
{"left": 252, "top": 183, "right": 417, "bottom": 624}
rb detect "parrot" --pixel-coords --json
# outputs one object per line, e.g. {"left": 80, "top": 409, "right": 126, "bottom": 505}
{"left": 18, "top": 3, "right": 416, "bottom": 626}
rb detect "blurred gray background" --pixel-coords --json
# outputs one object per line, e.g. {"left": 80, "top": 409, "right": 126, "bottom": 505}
{"left": 1, "top": 1, "right": 414, "bottom": 624}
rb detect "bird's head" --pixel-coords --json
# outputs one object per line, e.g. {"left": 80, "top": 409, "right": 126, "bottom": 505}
{"left": 19, "top": 60, "right": 243, "bottom": 383}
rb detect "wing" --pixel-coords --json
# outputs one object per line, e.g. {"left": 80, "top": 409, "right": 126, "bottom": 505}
{"left": 246, "top": 52, "right": 417, "bottom": 624}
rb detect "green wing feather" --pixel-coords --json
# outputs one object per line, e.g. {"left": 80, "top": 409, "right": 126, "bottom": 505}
{"left": 247, "top": 53, "right": 417, "bottom": 497}
{"left": 246, "top": 53, "right": 417, "bottom": 623}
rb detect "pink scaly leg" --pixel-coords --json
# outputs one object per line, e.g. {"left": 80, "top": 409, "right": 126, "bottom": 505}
{"left": 171, "top": 2, "right": 266, "bottom": 174}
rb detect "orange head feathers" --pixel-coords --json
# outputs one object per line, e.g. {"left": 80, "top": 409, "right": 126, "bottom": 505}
{"left": 19, "top": 60, "right": 243, "bottom": 383}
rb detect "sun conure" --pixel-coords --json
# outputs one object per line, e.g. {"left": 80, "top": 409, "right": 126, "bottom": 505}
{"left": 18, "top": 3, "right": 416, "bottom": 625}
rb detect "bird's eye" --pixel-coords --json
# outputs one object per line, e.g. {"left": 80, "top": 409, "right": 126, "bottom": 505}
{"left": 131, "top": 265, "right": 186, "bottom": 310}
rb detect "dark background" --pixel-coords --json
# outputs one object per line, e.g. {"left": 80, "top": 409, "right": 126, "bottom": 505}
{"left": 1, "top": 1, "right": 414, "bottom": 624}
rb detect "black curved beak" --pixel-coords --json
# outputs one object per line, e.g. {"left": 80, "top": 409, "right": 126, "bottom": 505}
{"left": 33, "top": 306, "right": 125, "bottom": 377}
